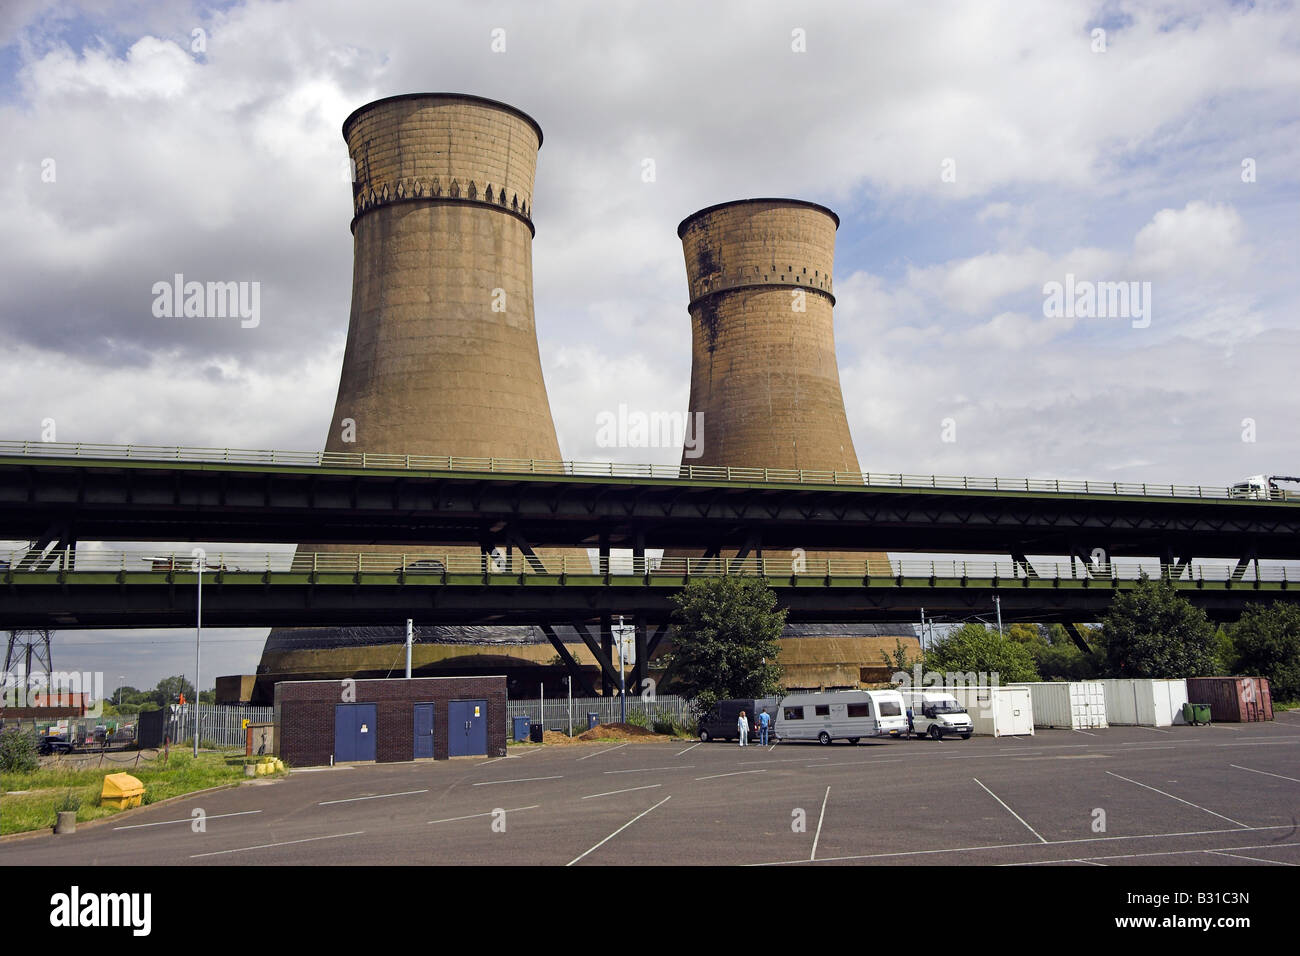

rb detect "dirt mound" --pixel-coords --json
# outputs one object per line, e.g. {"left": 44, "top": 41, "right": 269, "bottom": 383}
{"left": 576, "top": 722, "right": 662, "bottom": 741}
{"left": 541, "top": 731, "right": 575, "bottom": 745}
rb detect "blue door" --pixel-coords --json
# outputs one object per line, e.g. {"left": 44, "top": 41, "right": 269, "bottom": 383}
{"left": 448, "top": 699, "right": 488, "bottom": 756}
{"left": 413, "top": 703, "right": 435, "bottom": 759}
{"left": 334, "top": 703, "right": 377, "bottom": 762}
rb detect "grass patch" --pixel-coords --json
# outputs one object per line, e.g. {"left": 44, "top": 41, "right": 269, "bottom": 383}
{"left": 0, "top": 750, "right": 279, "bottom": 835}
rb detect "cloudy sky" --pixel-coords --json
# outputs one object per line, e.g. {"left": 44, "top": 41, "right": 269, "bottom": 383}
{"left": 2, "top": 0, "right": 1297, "bottom": 690}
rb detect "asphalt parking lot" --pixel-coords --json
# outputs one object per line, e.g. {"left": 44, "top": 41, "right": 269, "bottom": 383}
{"left": 4, "top": 713, "right": 1298, "bottom": 866}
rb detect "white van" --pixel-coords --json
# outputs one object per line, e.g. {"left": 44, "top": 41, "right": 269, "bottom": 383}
{"left": 901, "top": 691, "right": 974, "bottom": 740}
{"left": 773, "top": 690, "right": 908, "bottom": 744}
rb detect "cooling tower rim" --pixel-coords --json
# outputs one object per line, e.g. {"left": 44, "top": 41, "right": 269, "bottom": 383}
{"left": 342, "top": 92, "right": 544, "bottom": 147}
{"left": 677, "top": 198, "right": 840, "bottom": 239}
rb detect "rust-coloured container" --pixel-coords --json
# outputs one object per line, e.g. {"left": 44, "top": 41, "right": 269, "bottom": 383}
{"left": 1185, "top": 677, "right": 1273, "bottom": 722}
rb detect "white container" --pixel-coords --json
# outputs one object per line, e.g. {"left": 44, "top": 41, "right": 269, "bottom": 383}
{"left": 1097, "top": 679, "right": 1188, "bottom": 726}
{"left": 1011, "top": 681, "right": 1108, "bottom": 729}
{"left": 942, "top": 686, "right": 1035, "bottom": 737}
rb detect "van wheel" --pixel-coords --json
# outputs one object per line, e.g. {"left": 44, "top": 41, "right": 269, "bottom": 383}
{"left": 848, "top": 738, "right": 860, "bottom": 745}
{"left": 961, "top": 733, "right": 972, "bottom": 740}
{"left": 699, "top": 729, "right": 710, "bottom": 743}
{"left": 818, "top": 732, "right": 832, "bottom": 745}
{"left": 928, "top": 725, "right": 942, "bottom": 740}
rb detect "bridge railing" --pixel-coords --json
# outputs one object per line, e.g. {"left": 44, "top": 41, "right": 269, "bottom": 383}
{"left": 3, "top": 549, "right": 1293, "bottom": 583}
{"left": 1, "top": 439, "right": 1285, "bottom": 502}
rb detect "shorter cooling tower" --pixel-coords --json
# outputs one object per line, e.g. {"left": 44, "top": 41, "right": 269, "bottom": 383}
{"left": 672, "top": 198, "right": 889, "bottom": 572}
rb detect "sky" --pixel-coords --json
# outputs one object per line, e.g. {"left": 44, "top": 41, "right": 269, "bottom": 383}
{"left": 2, "top": 0, "right": 1297, "bottom": 691}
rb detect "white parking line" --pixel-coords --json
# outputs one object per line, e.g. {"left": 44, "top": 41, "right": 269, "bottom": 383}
{"left": 674, "top": 743, "right": 701, "bottom": 756}
{"left": 567, "top": 795, "right": 672, "bottom": 866}
{"left": 752, "top": 823, "right": 1296, "bottom": 866}
{"left": 1014, "top": 841, "right": 1300, "bottom": 866}
{"left": 115, "top": 810, "right": 262, "bottom": 831}
{"left": 1135, "top": 726, "right": 1173, "bottom": 734}
{"left": 1072, "top": 729, "right": 1097, "bottom": 737}
{"left": 577, "top": 743, "right": 630, "bottom": 761}
{"left": 1205, "top": 849, "right": 1298, "bottom": 866}
{"left": 428, "top": 805, "right": 539, "bottom": 825}
{"left": 973, "top": 777, "right": 1047, "bottom": 843}
{"left": 1105, "top": 770, "right": 1249, "bottom": 828}
{"left": 810, "top": 786, "right": 830, "bottom": 861}
{"left": 582, "top": 784, "right": 663, "bottom": 800}
{"left": 603, "top": 765, "right": 694, "bottom": 774}
{"left": 471, "top": 775, "right": 563, "bottom": 787}
{"left": 190, "top": 830, "right": 364, "bottom": 858}
{"left": 1230, "top": 764, "right": 1300, "bottom": 783}
{"left": 695, "top": 769, "right": 768, "bottom": 781}
{"left": 318, "top": 789, "right": 429, "bottom": 806}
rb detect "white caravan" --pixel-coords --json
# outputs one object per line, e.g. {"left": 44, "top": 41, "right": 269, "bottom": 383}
{"left": 900, "top": 690, "right": 974, "bottom": 740}
{"left": 773, "top": 690, "right": 908, "bottom": 744}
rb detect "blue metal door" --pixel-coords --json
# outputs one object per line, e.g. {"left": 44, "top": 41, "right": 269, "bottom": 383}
{"left": 334, "top": 703, "right": 377, "bottom": 762}
{"left": 413, "top": 703, "right": 435, "bottom": 759}
{"left": 449, "top": 699, "right": 488, "bottom": 756}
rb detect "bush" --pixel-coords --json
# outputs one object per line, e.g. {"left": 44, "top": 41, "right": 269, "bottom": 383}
{"left": 56, "top": 789, "right": 81, "bottom": 813}
{"left": 0, "top": 728, "right": 41, "bottom": 774}
{"left": 625, "top": 708, "right": 652, "bottom": 730}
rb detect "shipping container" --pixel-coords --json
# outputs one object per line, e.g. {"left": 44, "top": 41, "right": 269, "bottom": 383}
{"left": 1011, "top": 681, "right": 1108, "bottom": 729}
{"left": 1097, "top": 679, "right": 1188, "bottom": 726}
{"left": 940, "top": 686, "right": 1034, "bottom": 737}
{"left": 1185, "top": 677, "right": 1273, "bottom": 722}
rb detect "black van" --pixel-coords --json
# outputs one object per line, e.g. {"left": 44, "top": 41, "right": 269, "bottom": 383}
{"left": 698, "top": 698, "right": 779, "bottom": 743}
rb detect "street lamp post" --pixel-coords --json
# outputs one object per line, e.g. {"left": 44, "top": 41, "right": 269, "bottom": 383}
{"left": 192, "top": 548, "right": 204, "bottom": 757}
{"left": 117, "top": 675, "right": 125, "bottom": 708}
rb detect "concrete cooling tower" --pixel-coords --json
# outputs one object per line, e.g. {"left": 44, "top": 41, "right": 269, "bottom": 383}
{"left": 672, "top": 198, "right": 890, "bottom": 573}
{"left": 252, "top": 94, "right": 580, "bottom": 703}
{"left": 332, "top": 92, "right": 559, "bottom": 462}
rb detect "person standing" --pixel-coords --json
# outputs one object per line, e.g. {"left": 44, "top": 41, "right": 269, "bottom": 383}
{"left": 737, "top": 709, "right": 749, "bottom": 747}
{"left": 759, "top": 708, "right": 771, "bottom": 746}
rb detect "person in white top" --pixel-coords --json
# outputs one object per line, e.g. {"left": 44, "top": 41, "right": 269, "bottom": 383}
{"left": 737, "top": 710, "right": 749, "bottom": 747}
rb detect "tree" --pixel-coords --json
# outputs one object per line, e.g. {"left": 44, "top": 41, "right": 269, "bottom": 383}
{"left": 661, "top": 576, "right": 786, "bottom": 712}
{"left": 1099, "top": 574, "right": 1217, "bottom": 678}
{"left": 1230, "top": 602, "right": 1300, "bottom": 702}
{"left": 925, "top": 623, "right": 1040, "bottom": 683}
{"left": 881, "top": 637, "right": 923, "bottom": 681}
{"left": 152, "top": 675, "right": 195, "bottom": 708}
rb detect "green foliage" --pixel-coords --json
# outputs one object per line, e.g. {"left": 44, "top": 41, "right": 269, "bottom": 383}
{"left": 151, "top": 675, "right": 195, "bottom": 707}
{"left": 925, "top": 623, "right": 1041, "bottom": 683}
{"left": 1035, "top": 643, "right": 1099, "bottom": 681}
{"left": 881, "top": 638, "right": 923, "bottom": 679}
{"left": 1006, "top": 623, "right": 1048, "bottom": 655}
{"left": 0, "top": 728, "right": 40, "bottom": 774}
{"left": 664, "top": 576, "right": 786, "bottom": 704}
{"left": 624, "top": 708, "right": 652, "bottom": 729}
{"left": 1230, "top": 602, "right": 1300, "bottom": 701}
{"left": 56, "top": 789, "right": 81, "bottom": 813}
{"left": 1213, "top": 627, "right": 1238, "bottom": 675}
{"left": 1099, "top": 574, "right": 1218, "bottom": 678}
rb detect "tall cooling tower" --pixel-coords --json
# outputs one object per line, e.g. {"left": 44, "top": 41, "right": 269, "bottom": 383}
{"left": 332, "top": 92, "right": 560, "bottom": 462}
{"left": 674, "top": 198, "right": 889, "bottom": 573}
{"left": 254, "top": 94, "right": 576, "bottom": 701}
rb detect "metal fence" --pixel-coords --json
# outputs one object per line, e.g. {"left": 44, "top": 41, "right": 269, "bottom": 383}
{"left": 166, "top": 704, "right": 273, "bottom": 748}
{"left": 6, "top": 547, "right": 1298, "bottom": 583}
{"left": 5, "top": 438, "right": 1291, "bottom": 502}
{"left": 505, "top": 693, "right": 691, "bottom": 733}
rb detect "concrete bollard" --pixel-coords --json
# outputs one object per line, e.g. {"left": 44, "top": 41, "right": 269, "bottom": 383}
{"left": 54, "top": 811, "right": 76, "bottom": 835}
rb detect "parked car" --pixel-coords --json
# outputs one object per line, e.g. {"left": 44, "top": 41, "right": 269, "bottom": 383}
{"left": 38, "top": 734, "right": 74, "bottom": 756}
{"left": 697, "top": 697, "right": 780, "bottom": 742}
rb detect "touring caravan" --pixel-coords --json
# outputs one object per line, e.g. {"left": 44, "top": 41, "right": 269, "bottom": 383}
{"left": 773, "top": 690, "right": 908, "bottom": 744}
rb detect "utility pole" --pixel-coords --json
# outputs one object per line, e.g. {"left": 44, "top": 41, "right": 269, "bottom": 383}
{"left": 994, "top": 594, "right": 1003, "bottom": 637}
{"left": 405, "top": 619, "right": 413, "bottom": 679}
{"left": 117, "top": 675, "right": 125, "bottom": 708}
